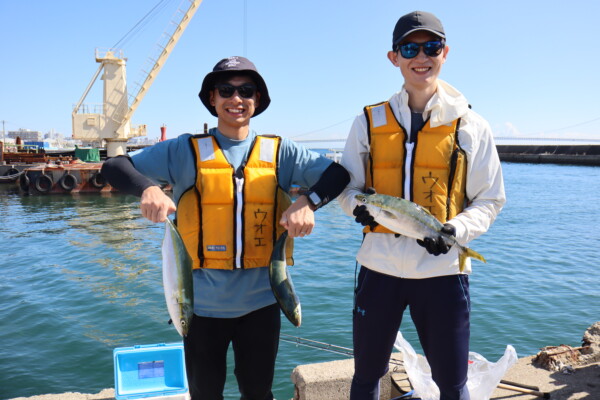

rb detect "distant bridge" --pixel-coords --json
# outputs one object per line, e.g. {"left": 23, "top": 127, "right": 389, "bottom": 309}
{"left": 294, "top": 137, "right": 600, "bottom": 144}
{"left": 293, "top": 138, "right": 346, "bottom": 143}
{"left": 494, "top": 137, "right": 600, "bottom": 143}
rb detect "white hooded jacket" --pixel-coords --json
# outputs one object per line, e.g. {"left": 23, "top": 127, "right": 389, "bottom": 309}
{"left": 338, "top": 80, "right": 506, "bottom": 278}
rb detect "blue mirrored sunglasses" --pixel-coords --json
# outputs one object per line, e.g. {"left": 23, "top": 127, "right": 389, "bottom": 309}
{"left": 397, "top": 40, "right": 445, "bottom": 59}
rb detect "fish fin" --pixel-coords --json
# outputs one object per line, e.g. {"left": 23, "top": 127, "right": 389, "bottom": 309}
{"left": 466, "top": 248, "right": 486, "bottom": 264}
{"left": 459, "top": 247, "right": 487, "bottom": 271}
{"left": 416, "top": 203, "right": 435, "bottom": 217}
{"left": 381, "top": 210, "right": 398, "bottom": 220}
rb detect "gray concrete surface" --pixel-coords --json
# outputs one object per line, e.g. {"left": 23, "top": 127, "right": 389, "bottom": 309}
{"left": 9, "top": 356, "right": 599, "bottom": 400}
{"left": 291, "top": 356, "right": 391, "bottom": 400}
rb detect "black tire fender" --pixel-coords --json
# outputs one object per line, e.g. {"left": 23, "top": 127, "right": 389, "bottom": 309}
{"left": 19, "top": 173, "right": 30, "bottom": 192}
{"left": 34, "top": 174, "right": 54, "bottom": 193}
{"left": 90, "top": 171, "right": 106, "bottom": 188}
{"left": 59, "top": 173, "right": 78, "bottom": 191}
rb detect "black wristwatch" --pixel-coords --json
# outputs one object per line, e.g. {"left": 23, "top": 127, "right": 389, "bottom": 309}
{"left": 305, "top": 190, "right": 322, "bottom": 210}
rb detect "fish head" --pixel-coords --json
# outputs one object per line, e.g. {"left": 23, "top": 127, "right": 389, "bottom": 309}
{"left": 355, "top": 193, "right": 367, "bottom": 203}
{"left": 291, "top": 303, "right": 302, "bottom": 327}
{"left": 354, "top": 192, "right": 422, "bottom": 235}
{"left": 178, "top": 302, "right": 194, "bottom": 337}
{"left": 355, "top": 192, "right": 386, "bottom": 207}
{"left": 354, "top": 193, "right": 386, "bottom": 216}
{"left": 180, "top": 317, "right": 189, "bottom": 336}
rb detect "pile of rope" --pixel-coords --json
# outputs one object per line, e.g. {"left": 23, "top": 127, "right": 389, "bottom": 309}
{"left": 0, "top": 169, "right": 24, "bottom": 181}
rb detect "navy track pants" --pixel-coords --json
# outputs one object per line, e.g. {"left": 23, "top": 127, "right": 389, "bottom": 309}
{"left": 350, "top": 267, "right": 471, "bottom": 400}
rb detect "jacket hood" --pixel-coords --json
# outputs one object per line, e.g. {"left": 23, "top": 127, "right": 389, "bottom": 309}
{"left": 396, "top": 80, "right": 470, "bottom": 128}
{"left": 425, "top": 80, "right": 470, "bottom": 127}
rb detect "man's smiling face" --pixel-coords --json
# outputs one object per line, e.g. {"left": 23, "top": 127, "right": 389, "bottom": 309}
{"left": 388, "top": 31, "right": 449, "bottom": 94}
{"left": 210, "top": 75, "right": 260, "bottom": 133}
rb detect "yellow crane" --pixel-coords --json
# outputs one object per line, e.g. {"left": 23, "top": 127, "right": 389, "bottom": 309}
{"left": 72, "top": 0, "right": 202, "bottom": 157}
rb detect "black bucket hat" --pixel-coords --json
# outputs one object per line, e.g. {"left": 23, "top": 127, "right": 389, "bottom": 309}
{"left": 198, "top": 56, "right": 271, "bottom": 117}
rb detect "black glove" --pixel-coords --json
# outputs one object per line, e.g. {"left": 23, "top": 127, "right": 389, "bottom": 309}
{"left": 417, "top": 223, "right": 456, "bottom": 256}
{"left": 353, "top": 205, "right": 378, "bottom": 230}
{"left": 353, "top": 188, "right": 379, "bottom": 229}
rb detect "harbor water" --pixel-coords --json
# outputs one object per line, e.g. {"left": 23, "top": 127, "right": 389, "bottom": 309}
{"left": 1, "top": 162, "right": 599, "bottom": 400}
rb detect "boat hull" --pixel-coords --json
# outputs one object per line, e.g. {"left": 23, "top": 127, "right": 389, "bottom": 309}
{"left": 17, "top": 163, "right": 116, "bottom": 195}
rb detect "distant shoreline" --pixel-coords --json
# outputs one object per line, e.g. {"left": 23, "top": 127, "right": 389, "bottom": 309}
{"left": 497, "top": 144, "right": 600, "bottom": 166}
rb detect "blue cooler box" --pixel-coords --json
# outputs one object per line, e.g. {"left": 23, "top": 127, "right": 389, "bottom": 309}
{"left": 113, "top": 343, "right": 189, "bottom": 400}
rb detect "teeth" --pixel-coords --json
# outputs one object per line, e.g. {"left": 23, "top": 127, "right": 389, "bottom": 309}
{"left": 228, "top": 109, "right": 244, "bottom": 114}
{"left": 414, "top": 67, "right": 430, "bottom": 72}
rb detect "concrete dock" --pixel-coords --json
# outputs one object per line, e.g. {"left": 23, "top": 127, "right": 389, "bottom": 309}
{"left": 8, "top": 356, "right": 599, "bottom": 400}
{"left": 8, "top": 323, "right": 600, "bottom": 399}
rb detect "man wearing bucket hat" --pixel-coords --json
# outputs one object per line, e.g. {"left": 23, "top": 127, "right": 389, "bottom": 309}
{"left": 102, "top": 56, "right": 349, "bottom": 399}
{"left": 338, "top": 11, "right": 505, "bottom": 400}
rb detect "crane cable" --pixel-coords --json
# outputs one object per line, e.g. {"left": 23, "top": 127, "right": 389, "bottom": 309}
{"left": 289, "top": 117, "right": 354, "bottom": 140}
{"left": 111, "top": 0, "right": 175, "bottom": 50}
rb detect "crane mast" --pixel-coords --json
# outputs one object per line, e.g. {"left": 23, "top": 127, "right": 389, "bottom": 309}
{"left": 72, "top": 0, "right": 202, "bottom": 157}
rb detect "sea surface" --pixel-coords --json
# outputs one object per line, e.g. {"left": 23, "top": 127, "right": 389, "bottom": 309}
{"left": 1, "top": 162, "right": 599, "bottom": 400}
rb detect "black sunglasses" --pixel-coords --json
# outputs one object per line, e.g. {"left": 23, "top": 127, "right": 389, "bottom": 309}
{"left": 397, "top": 40, "right": 445, "bottom": 59}
{"left": 214, "top": 83, "right": 257, "bottom": 99}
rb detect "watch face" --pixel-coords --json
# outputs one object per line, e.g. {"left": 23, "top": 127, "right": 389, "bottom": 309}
{"left": 309, "top": 191, "right": 321, "bottom": 205}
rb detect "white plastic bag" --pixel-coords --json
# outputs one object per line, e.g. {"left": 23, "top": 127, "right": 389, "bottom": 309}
{"left": 394, "top": 331, "right": 518, "bottom": 400}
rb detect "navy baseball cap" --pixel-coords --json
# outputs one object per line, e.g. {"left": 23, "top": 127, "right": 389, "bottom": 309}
{"left": 392, "top": 11, "right": 445, "bottom": 50}
{"left": 199, "top": 56, "right": 271, "bottom": 117}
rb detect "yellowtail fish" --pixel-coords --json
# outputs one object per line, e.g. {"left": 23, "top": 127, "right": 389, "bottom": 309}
{"left": 162, "top": 218, "right": 194, "bottom": 336}
{"left": 269, "top": 231, "right": 301, "bottom": 327}
{"left": 355, "top": 193, "right": 486, "bottom": 272}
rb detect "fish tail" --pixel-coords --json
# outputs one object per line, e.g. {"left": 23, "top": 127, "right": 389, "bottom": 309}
{"left": 458, "top": 246, "right": 487, "bottom": 272}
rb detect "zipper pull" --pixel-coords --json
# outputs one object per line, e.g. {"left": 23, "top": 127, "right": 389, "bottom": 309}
{"left": 234, "top": 167, "right": 244, "bottom": 179}
{"left": 234, "top": 168, "right": 244, "bottom": 192}
{"left": 235, "top": 177, "right": 244, "bottom": 192}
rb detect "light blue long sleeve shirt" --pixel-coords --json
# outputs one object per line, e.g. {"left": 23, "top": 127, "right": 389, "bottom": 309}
{"left": 130, "top": 128, "right": 332, "bottom": 317}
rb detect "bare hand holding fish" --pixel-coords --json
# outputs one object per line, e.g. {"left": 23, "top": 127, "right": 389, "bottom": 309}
{"left": 141, "top": 186, "right": 176, "bottom": 223}
{"left": 279, "top": 195, "right": 315, "bottom": 238}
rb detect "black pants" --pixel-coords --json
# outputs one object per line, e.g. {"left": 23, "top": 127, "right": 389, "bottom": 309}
{"left": 183, "top": 303, "right": 281, "bottom": 400}
{"left": 351, "top": 267, "right": 471, "bottom": 400}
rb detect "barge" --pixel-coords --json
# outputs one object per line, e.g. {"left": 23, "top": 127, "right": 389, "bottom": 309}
{"left": 17, "top": 162, "right": 114, "bottom": 195}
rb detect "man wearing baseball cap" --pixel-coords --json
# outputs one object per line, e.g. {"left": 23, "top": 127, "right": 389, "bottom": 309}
{"left": 338, "top": 11, "right": 505, "bottom": 400}
{"left": 102, "top": 56, "right": 349, "bottom": 399}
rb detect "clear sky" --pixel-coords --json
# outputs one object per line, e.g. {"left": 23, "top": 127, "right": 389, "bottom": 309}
{"left": 1, "top": 0, "right": 599, "bottom": 144}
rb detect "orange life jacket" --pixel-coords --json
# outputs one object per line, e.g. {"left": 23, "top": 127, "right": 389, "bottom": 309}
{"left": 364, "top": 101, "right": 467, "bottom": 233}
{"left": 176, "top": 134, "right": 293, "bottom": 269}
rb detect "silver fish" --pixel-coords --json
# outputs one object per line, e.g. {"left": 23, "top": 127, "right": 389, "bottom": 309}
{"left": 355, "top": 193, "right": 486, "bottom": 272}
{"left": 269, "top": 231, "right": 301, "bottom": 327}
{"left": 162, "top": 218, "right": 194, "bottom": 336}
